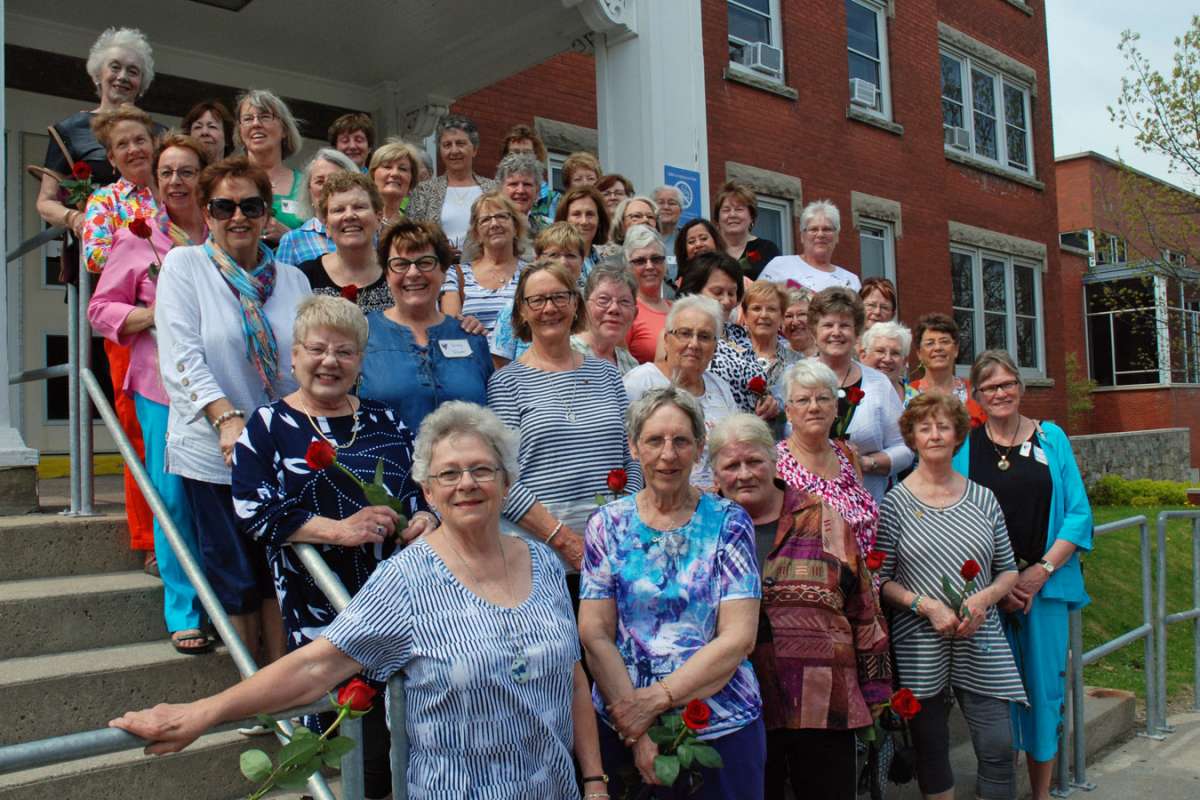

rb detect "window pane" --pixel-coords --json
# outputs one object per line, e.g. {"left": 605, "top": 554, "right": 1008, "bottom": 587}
{"left": 972, "top": 69, "right": 998, "bottom": 159}
{"left": 753, "top": 206, "right": 784, "bottom": 253}
{"left": 1112, "top": 309, "right": 1159, "bottom": 375}
{"left": 846, "top": 1, "right": 880, "bottom": 58}
{"left": 955, "top": 309, "right": 976, "bottom": 366}
{"left": 1087, "top": 314, "right": 1115, "bottom": 386}
{"left": 1006, "top": 127, "right": 1028, "bottom": 170}
{"left": 1004, "top": 84, "right": 1029, "bottom": 169}
{"left": 982, "top": 258, "right": 1006, "bottom": 312}
{"left": 940, "top": 55, "right": 963, "bottom": 102}
{"left": 1016, "top": 316, "right": 1037, "bottom": 368}
{"left": 984, "top": 311, "right": 1008, "bottom": 351}
{"left": 1086, "top": 278, "right": 1155, "bottom": 313}
{"left": 1003, "top": 84, "right": 1026, "bottom": 128}
{"left": 951, "top": 251, "right": 974, "bottom": 308}
{"left": 943, "top": 99, "right": 964, "bottom": 129}
{"left": 1013, "top": 265, "right": 1036, "bottom": 316}
{"left": 860, "top": 229, "right": 886, "bottom": 280}
{"left": 729, "top": 5, "right": 770, "bottom": 43}
{"left": 849, "top": 52, "right": 881, "bottom": 87}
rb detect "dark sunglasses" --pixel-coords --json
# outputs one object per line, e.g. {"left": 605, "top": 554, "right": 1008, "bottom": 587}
{"left": 207, "top": 197, "right": 268, "bottom": 220}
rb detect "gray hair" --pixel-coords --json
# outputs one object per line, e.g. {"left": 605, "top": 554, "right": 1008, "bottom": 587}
{"left": 653, "top": 185, "right": 684, "bottom": 205}
{"left": 436, "top": 114, "right": 481, "bottom": 149}
{"left": 970, "top": 349, "right": 1025, "bottom": 394}
{"left": 609, "top": 196, "right": 660, "bottom": 246}
{"left": 666, "top": 294, "right": 724, "bottom": 340}
{"left": 783, "top": 359, "right": 839, "bottom": 397}
{"left": 87, "top": 27, "right": 155, "bottom": 95}
{"left": 298, "top": 148, "right": 358, "bottom": 219}
{"left": 234, "top": 89, "right": 304, "bottom": 159}
{"left": 627, "top": 387, "right": 706, "bottom": 445}
{"left": 293, "top": 295, "right": 369, "bottom": 352}
{"left": 584, "top": 262, "right": 638, "bottom": 303}
{"left": 800, "top": 199, "right": 841, "bottom": 234}
{"left": 621, "top": 224, "right": 666, "bottom": 263}
{"left": 786, "top": 285, "right": 813, "bottom": 306}
{"left": 860, "top": 320, "right": 913, "bottom": 359}
{"left": 707, "top": 412, "right": 777, "bottom": 467}
{"left": 411, "top": 401, "right": 520, "bottom": 485}
{"left": 495, "top": 152, "right": 545, "bottom": 185}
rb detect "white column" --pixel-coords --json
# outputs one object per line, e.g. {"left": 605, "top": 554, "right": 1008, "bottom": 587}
{"left": 580, "top": 0, "right": 710, "bottom": 219}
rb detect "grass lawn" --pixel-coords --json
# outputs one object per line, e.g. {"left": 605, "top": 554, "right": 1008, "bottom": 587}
{"left": 1081, "top": 505, "right": 1199, "bottom": 707}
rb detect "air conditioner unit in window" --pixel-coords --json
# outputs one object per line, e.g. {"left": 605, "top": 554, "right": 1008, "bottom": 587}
{"left": 943, "top": 126, "right": 970, "bottom": 150}
{"left": 849, "top": 78, "right": 878, "bottom": 108}
{"left": 742, "top": 41, "right": 783, "bottom": 77}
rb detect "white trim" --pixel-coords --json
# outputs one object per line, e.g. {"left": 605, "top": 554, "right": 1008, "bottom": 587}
{"left": 727, "top": 0, "right": 785, "bottom": 82}
{"left": 949, "top": 243, "right": 1046, "bottom": 377}
{"left": 939, "top": 48, "right": 1034, "bottom": 178}
{"left": 846, "top": 0, "right": 893, "bottom": 121}
{"left": 857, "top": 218, "right": 896, "bottom": 284}
{"left": 754, "top": 195, "right": 794, "bottom": 255}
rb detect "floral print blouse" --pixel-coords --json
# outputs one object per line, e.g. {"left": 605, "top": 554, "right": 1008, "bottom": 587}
{"left": 82, "top": 177, "right": 160, "bottom": 274}
{"left": 775, "top": 439, "right": 879, "bottom": 558}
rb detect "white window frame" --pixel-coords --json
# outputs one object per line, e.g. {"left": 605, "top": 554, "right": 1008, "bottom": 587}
{"left": 727, "top": 0, "right": 785, "bottom": 82}
{"left": 753, "top": 194, "right": 794, "bottom": 255}
{"left": 1092, "top": 230, "right": 1128, "bottom": 266}
{"left": 950, "top": 245, "right": 1046, "bottom": 377}
{"left": 846, "top": 0, "right": 893, "bottom": 120}
{"left": 857, "top": 218, "right": 896, "bottom": 284}
{"left": 547, "top": 151, "right": 568, "bottom": 194}
{"left": 939, "top": 48, "right": 1034, "bottom": 176}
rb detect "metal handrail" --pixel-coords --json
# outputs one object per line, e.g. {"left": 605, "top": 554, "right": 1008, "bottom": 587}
{"left": 1154, "top": 511, "right": 1200, "bottom": 731}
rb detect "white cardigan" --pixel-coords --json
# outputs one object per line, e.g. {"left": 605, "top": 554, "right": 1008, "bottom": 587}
{"left": 845, "top": 361, "right": 912, "bottom": 501}
{"left": 154, "top": 245, "right": 310, "bottom": 484}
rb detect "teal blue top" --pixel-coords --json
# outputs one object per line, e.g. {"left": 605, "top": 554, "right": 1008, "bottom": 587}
{"left": 953, "top": 420, "right": 1093, "bottom": 609}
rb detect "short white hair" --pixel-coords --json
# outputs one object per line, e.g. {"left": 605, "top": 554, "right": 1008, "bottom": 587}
{"left": 622, "top": 224, "right": 665, "bottom": 262}
{"left": 783, "top": 358, "right": 839, "bottom": 397}
{"left": 708, "top": 412, "right": 776, "bottom": 466}
{"left": 653, "top": 185, "right": 683, "bottom": 203}
{"left": 800, "top": 199, "right": 841, "bottom": 233}
{"left": 87, "top": 28, "right": 155, "bottom": 95}
{"left": 299, "top": 148, "right": 358, "bottom": 219}
{"left": 666, "top": 294, "right": 724, "bottom": 340}
{"left": 411, "top": 402, "right": 519, "bottom": 485}
{"left": 860, "top": 320, "right": 913, "bottom": 359}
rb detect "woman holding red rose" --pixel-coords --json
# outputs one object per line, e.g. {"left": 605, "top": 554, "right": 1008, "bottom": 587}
{"left": 877, "top": 392, "right": 1025, "bottom": 800}
{"left": 713, "top": 182, "right": 779, "bottom": 281}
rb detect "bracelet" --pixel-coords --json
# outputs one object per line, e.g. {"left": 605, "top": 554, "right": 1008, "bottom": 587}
{"left": 910, "top": 593, "right": 924, "bottom": 615}
{"left": 545, "top": 520, "right": 564, "bottom": 545}
{"left": 658, "top": 678, "right": 676, "bottom": 707}
{"left": 211, "top": 408, "right": 244, "bottom": 431}
{"left": 581, "top": 774, "right": 609, "bottom": 785}
{"left": 583, "top": 794, "right": 610, "bottom": 799}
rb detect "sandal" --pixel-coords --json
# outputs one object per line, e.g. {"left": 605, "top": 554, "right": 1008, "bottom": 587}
{"left": 143, "top": 552, "right": 160, "bottom": 578}
{"left": 170, "top": 629, "right": 213, "bottom": 655}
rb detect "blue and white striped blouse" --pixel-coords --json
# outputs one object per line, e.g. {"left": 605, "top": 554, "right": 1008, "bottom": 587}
{"left": 440, "top": 261, "right": 526, "bottom": 334}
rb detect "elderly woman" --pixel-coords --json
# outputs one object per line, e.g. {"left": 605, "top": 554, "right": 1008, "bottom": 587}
{"left": 488, "top": 260, "right": 641, "bottom": 582}
{"left": 781, "top": 285, "right": 816, "bottom": 357}
{"left": 407, "top": 115, "right": 498, "bottom": 251}
{"left": 368, "top": 138, "right": 422, "bottom": 227}
{"left": 574, "top": 262, "right": 640, "bottom": 374}
{"left": 714, "top": 182, "right": 780, "bottom": 281}
{"left": 155, "top": 156, "right": 312, "bottom": 665}
{"left": 910, "top": 313, "right": 987, "bottom": 426}
{"left": 878, "top": 393, "right": 1026, "bottom": 800}
{"left": 608, "top": 195, "right": 660, "bottom": 248}
{"left": 274, "top": 148, "right": 358, "bottom": 267}
{"left": 113, "top": 401, "right": 606, "bottom": 799}
{"left": 860, "top": 320, "right": 913, "bottom": 403}
{"left": 555, "top": 185, "right": 611, "bottom": 272}
{"left": 360, "top": 220, "right": 492, "bottom": 432}
{"left": 710, "top": 413, "right": 891, "bottom": 800}
{"left": 327, "top": 112, "right": 375, "bottom": 169}
{"left": 809, "top": 287, "right": 911, "bottom": 502}
{"left": 297, "top": 171, "right": 392, "bottom": 313}
{"left": 562, "top": 150, "right": 602, "bottom": 189}
{"left": 597, "top": 173, "right": 634, "bottom": 215}
{"left": 232, "top": 295, "right": 434, "bottom": 798}
{"left": 499, "top": 125, "right": 558, "bottom": 223}
{"left": 624, "top": 295, "right": 737, "bottom": 489}
{"left": 742, "top": 281, "right": 802, "bottom": 396}
{"left": 623, "top": 226, "right": 673, "bottom": 364}
{"left": 88, "top": 133, "right": 209, "bottom": 651}
{"left": 759, "top": 200, "right": 860, "bottom": 292}
{"left": 673, "top": 217, "right": 726, "bottom": 290}
{"left": 776, "top": 360, "right": 879, "bottom": 558}
{"left": 653, "top": 184, "right": 684, "bottom": 248}
{"left": 860, "top": 276, "right": 898, "bottom": 326}
{"left": 182, "top": 99, "right": 234, "bottom": 164}
{"left": 953, "top": 351, "right": 1093, "bottom": 800}
{"left": 234, "top": 89, "right": 306, "bottom": 240}
{"left": 580, "top": 387, "right": 764, "bottom": 799}
{"left": 440, "top": 192, "right": 528, "bottom": 332}
{"left": 497, "top": 152, "right": 550, "bottom": 236}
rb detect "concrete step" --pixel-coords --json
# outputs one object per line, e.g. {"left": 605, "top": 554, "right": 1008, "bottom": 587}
{"left": 0, "top": 571, "right": 166, "bottom": 659}
{"left": 1, "top": 641, "right": 241, "bottom": 746}
{"left": 0, "top": 513, "right": 139, "bottom": 581}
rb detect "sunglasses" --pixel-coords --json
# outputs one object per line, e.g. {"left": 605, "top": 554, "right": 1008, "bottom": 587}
{"left": 207, "top": 197, "right": 268, "bottom": 220}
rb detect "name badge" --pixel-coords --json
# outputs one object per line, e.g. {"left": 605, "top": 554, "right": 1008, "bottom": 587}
{"left": 1032, "top": 446, "right": 1048, "bottom": 465}
{"left": 1019, "top": 441, "right": 1032, "bottom": 458}
{"left": 438, "top": 339, "right": 472, "bottom": 358}
{"left": 280, "top": 199, "right": 299, "bottom": 215}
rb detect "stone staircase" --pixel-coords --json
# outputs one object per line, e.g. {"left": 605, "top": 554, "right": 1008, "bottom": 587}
{"left": 0, "top": 508, "right": 283, "bottom": 799}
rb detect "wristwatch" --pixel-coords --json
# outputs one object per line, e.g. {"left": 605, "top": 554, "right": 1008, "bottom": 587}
{"left": 1038, "top": 558, "right": 1056, "bottom": 575}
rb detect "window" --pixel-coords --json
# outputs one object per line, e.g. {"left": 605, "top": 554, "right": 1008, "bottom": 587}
{"left": 846, "top": 0, "right": 891, "bottom": 118}
{"left": 1093, "top": 231, "right": 1127, "bottom": 266}
{"left": 547, "top": 151, "right": 568, "bottom": 194}
{"left": 1166, "top": 278, "right": 1200, "bottom": 384}
{"left": 752, "top": 195, "right": 793, "bottom": 255}
{"left": 1084, "top": 278, "right": 1161, "bottom": 386}
{"left": 1163, "top": 249, "right": 1188, "bottom": 268}
{"left": 44, "top": 335, "right": 109, "bottom": 422}
{"left": 1059, "top": 230, "right": 1089, "bottom": 250}
{"left": 858, "top": 219, "right": 895, "bottom": 283}
{"left": 950, "top": 247, "right": 1044, "bottom": 373}
{"left": 728, "top": 0, "right": 783, "bottom": 77}
{"left": 940, "top": 51, "right": 1033, "bottom": 174}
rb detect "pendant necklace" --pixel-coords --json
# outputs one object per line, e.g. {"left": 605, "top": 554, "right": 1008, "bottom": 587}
{"left": 299, "top": 395, "right": 359, "bottom": 450}
{"left": 836, "top": 362, "right": 854, "bottom": 399}
{"left": 986, "top": 422, "right": 1017, "bottom": 472}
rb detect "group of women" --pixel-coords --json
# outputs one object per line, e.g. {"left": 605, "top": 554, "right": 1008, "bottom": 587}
{"left": 57, "top": 26, "right": 1093, "bottom": 800}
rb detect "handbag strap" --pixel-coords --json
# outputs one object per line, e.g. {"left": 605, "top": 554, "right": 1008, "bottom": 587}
{"left": 47, "top": 124, "right": 75, "bottom": 169}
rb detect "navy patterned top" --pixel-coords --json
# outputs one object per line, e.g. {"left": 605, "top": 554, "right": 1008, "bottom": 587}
{"left": 232, "top": 398, "right": 425, "bottom": 651}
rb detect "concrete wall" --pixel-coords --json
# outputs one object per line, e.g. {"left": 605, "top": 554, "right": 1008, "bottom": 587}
{"left": 1069, "top": 427, "right": 1193, "bottom": 484}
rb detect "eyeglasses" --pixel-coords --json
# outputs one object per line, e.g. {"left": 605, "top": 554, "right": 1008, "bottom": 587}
{"left": 239, "top": 111, "right": 276, "bottom": 126}
{"left": 386, "top": 255, "right": 441, "bottom": 273}
{"left": 788, "top": 395, "right": 836, "bottom": 407}
{"left": 804, "top": 226, "right": 837, "bottom": 235}
{"left": 639, "top": 435, "right": 697, "bottom": 453}
{"left": 624, "top": 212, "right": 656, "bottom": 223}
{"left": 602, "top": 189, "right": 627, "bottom": 199}
{"left": 921, "top": 337, "right": 957, "bottom": 349}
{"left": 301, "top": 343, "right": 359, "bottom": 361}
{"left": 207, "top": 197, "right": 268, "bottom": 220}
{"left": 629, "top": 255, "right": 666, "bottom": 267}
{"left": 668, "top": 328, "right": 716, "bottom": 344}
{"left": 523, "top": 291, "right": 574, "bottom": 311}
{"left": 657, "top": 199, "right": 682, "bottom": 208}
{"left": 158, "top": 167, "right": 199, "bottom": 182}
{"left": 590, "top": 294, "right": 636, "bottom": 310}
{"left": 978, "top": 379, "right": 1021, "bottom": 397}
{"left": 864, "top": 301, "right": 894, "bottom": 313}
{"left": 478, "top": 212, "right": 512, "bottom": 227}
{"left": 432, "top": 465, "right": 503, "bottom": 486}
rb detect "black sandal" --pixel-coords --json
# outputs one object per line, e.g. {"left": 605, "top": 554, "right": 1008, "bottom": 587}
{"left": 170, "top": 630, "right": 214, "bottom": 655}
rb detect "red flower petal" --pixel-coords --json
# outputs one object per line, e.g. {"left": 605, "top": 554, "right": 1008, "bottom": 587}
{"left": 340, "top": 284, "right": 360, "bottom": 302}
{"left": 304, "top": 440, "right": 336, "bottom": 470}
{"left": 747, "top": 376, "right": 767, "bottom": 395}
{"left": 71, "top": 162, "right": 92, "bottom": 180}
{"left": 336, "top": 678, "right": 377, "bottom": 712}
{"left": 960, "top": 559, "right": 982, "bottom": 581}
{"left": 682, "top": 699, "right": 711, "bottom": 730}
{"left": 128, "top": 216, "right": 153, "bottom": 240}
{"left": 606, "top": 468, "right": 628, "bottom": 494}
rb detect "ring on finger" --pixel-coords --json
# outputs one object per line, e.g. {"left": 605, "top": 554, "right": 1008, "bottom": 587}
{"left": 375, "top": 525, "right": 386, "bottom": 535}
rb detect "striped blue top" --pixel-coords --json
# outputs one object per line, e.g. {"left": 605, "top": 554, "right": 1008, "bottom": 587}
{"left": 487, "top": 356, "right": 643, "bottom": 524}
{"left": 322, "top": 537, "right": 580, "bottom": 798}
{"left": 440, "top": 261, "right": 526, "bottom": 334}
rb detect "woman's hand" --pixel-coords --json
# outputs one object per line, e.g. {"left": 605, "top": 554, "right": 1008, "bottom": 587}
{"left": 397, "top": 511, "right": 438, "bottom": 544}
{"left": 1011, "top": 564, "right": 1050, "bottom": 613}
{"left": 608, "top": 684, "right": 669, "bottom": 742}
{"left": 218, "top": 416, "right": 247, "bottom": 466}
{"left": 632, "top": 734, "right": 662, "bottom": 785}
{"left": 109, "top": 701, "right": 214, "bottom": 756}
{"left": 998, "top": 593, "right": 1024, "bottom": 614}
{"left": 335, "top": 505, "right": 402, "bottom": 547}
{"left": 753, "top": 393, "right": 780, "bottom": 420}
{"left": 69, "top": 209, "right": 86, "bottom": 236}
{"left": 552, "top": 526, "right": 584, "bottom": 571}
{"left": 458, "top": 315, "right": 486, "bottom": 336}
{"left": 922, "top": 598, "right": 960, "bottom": 637}
{"left": 955, "top": 595, "right": 988, "bottom": 638}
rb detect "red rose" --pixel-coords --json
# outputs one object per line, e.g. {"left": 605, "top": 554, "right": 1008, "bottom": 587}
{"left": 890, "top": 688, "right": 921, "bottom": 720}
{"left": 865, "top": 550, "right": 885, "bottom": 571}
{"left": 336, "top": 677, "right": 377, "bottom": 712}
{"left": 607, "top": 468, "right": 628, "bottom": 494}
{"left": 128, "top": 216, "right": 154, "bottom": 240}
{"left": 970, "top": 413, "right": 986, "bottom": 429}
{"left": 845, "top": 386, "right": 866, "bottom": 405}
{"left": 960, "top": 559, "right": 982, "bottom": 581}
{"left": 340, "top": 284, "right": 360, "bottom": 302}
{"left": 747, "top": 375, "right": 767, "bottom": 395}
{"left": 682, "top": 699, "right": 711, "bottom": 731}
{"left": 747, "top": 249, "right": 762, "bottom": 262}
{"left": 305, "top": 440, "right": 336, "bottom": 470}
{"left": 71, "top": 161, "right": 92, "bottom": 180}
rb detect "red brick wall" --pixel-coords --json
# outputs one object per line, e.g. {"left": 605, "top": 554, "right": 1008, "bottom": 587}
{"left": 1089, "top": 388, "right": 1200, "bottom": 468}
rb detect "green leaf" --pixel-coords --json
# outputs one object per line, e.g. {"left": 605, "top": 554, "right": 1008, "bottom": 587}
{"left": 254, "top": 713, "right": 279, "bottom": 731}
{"left": 239, "top": 749, "right": 273, "bottom": 782}
{"left": 676, "top": 742, "right": 695, "bottom": 768}
{"left": 278, "top": 736, "right": 320, "bottom": 769}
{"left": 362, "top": 483, "right": 392, "bottom": 507}
{"left": 647, "top": 725, "right": 675, "bottom": 746}
{"left": 857, "top": 722, "right": 878, "bottom": 743}
{"left": 692, "top": 744, "right": 724, "bottom": 768}
{"left": 274, "top": 768, "right": 313, "bottom": 791}
{"left": 289, "top": 724, "right": 316, "bottom": 740}
{"left": 654, "top": 754, "right": 680, "bottom": 785}
{"left": 374, "top": 458, "right": 385, "bottom": 486}
{"left": 325, "top": 735, "right": 358, "bottom": 760}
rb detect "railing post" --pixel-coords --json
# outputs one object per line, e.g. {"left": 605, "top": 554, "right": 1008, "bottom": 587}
{"left": 1192, "top": 518, "right": 1200, "bottom": 713}
{"left": 1139, "top": 519, "right": 1162, "bottom": 738}
{"left": 1154, "top": 512, "right": 1172, "bottom": 736}
{"left": 1069, "top": 609, "right": 1094, "bottom": 789}
{"left": 1052, "top": 655, "right": 1073, "bottom": 797}
{"left": 388, "top": 674, "right": 408, "bottom": 800}
{"left": 64, "top": 280, "right": 82, "bottom": 515}
{"left": 76, "top": 257, "right": 95, "bottom": 514}
{"left": 340, "top": 716, "right": 365, "bottom": 799}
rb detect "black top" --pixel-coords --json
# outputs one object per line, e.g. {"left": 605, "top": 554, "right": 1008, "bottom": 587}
{"left": 753, "top": 518, "right": 779, "bottom": 574}
{"left": 831, "top": 377, "right": 864, "bottom": 439}
{"left": 968, "top": 424, "right": 1053, "bottom": 565}
{"left": 298, "top": 257, "right": 394, "bottom": 314}
{"left": 739, "top": 237, "right": 782, "bottom": 281}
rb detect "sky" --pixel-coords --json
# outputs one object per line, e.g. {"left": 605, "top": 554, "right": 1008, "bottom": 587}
{"left": 1046, "top": 2, "right": 1194, "bottom": 187}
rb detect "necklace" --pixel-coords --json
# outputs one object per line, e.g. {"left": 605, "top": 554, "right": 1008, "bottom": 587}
{"left": 438, "top": 530, "right": 530, "bottom": 683}
{"left": 835, "top": 361, "right": 854, "bottom": 399}
{"left": 986, "top": 420, "right": 1021, "bottom": 472}
{"left": 298, "top": 395, "right": 359, "bottom": 450}
{"left": 530, "top": 350, "right": 582, "bottom": 422}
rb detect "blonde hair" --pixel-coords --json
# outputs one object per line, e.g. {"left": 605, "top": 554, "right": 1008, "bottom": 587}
{"left": 708, "top": 413, "right": 776, "bottom": 467}
{"left": 293, "top": 295, "right": 369, "bottom": 351}
{"left": 234, "top": 89, "right": 303, "bottom": 159}
{"left": 742, "top": 280, "right": 789, "bottom": 313}
{"left": 462, "top": 192, "right": 528, "bottom": 262}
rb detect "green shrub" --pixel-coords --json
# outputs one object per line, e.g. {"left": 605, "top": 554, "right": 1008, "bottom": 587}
{"left": 1087, "top": 474, "right": 1191, "bottom": 506}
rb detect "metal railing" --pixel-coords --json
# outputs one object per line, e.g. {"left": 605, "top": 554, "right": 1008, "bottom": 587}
{"left": 1155, "top": 511, "right": 1200, "bottom": 728}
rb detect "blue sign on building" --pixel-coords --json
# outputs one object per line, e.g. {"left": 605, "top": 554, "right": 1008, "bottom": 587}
{"left": 664, "top": 165, "right": 702, "bottom": 224}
